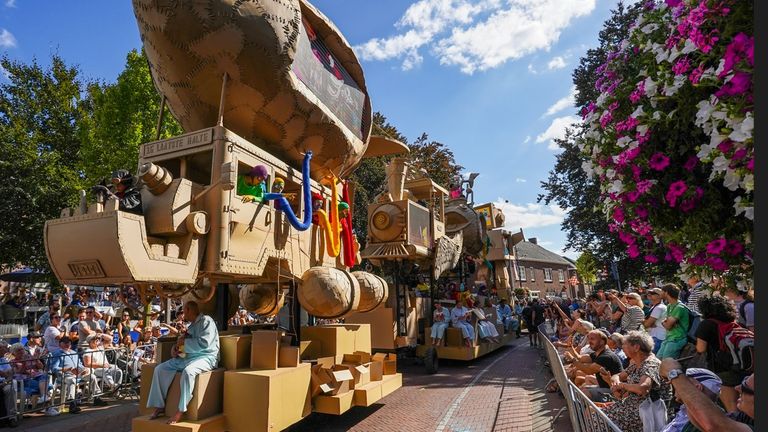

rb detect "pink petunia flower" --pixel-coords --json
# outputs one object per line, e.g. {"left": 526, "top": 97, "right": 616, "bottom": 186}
{"left": 613, "top": 207, "right": 625, "bottom": 223}
{"left": 705, "top": 238, "right": 727, "bottom": 255}
{"left": 725, "top": 240, "right": 744, "bottom": 256}
{"left": 627, "top": 244, "right": 641, "bottom": 258}
{"left": 746, "top": 158, "right": 754, "bottom": 171}
{"left": 644, "top": 255, "right": 659, "bottom": 264}
{"left": 635, "top": 206, "right": 649, "bottom": 220}
{"left": 649, "top": 153, "right": 670, "bottom": 171}
{"left": 683, "top": 156, "right": 698, "bottom": 171}
{"left": 666, "top": 181, "right": 688, "bottom": 207}
{"left": 706, "top": 257, "right": 729, "bottom": 272}
{"left": 619, "top": 231, "right": 636, "bottom": 245}
{"left": 689, "top": 64, "right": 706, "bottom": 84}
{"left": 715, "top": 72, "right": 751, "bottom": 98}
{"left": 672, "top": 57, "right": 691, "bottom": 75}
{"left": 667, "top": 243, "right": 686, "bottom": 263}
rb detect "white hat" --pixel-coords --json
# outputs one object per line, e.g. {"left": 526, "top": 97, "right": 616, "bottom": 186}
{"left": 686, "top": 368, "right": 722, "bottom": 395}
{"left": 151, "top": 305, "right": 161, "bottom": 313}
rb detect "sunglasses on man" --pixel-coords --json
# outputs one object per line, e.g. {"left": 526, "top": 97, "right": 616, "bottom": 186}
{"left": 738, "top": 376, "right": 754, "bottom": 396}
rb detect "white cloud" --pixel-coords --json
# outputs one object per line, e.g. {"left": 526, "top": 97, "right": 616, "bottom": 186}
{"left": 4, "top": 0, "right": 15, "bottom": 8}
{"left": 547, "top": 56, "right": 567, "bottom": 70}
{"left": 494, "top": 199, "right": 567, "bottom": 230}
{"left": 0, "top": 29, "right": 16, "bottom": 48}
{"left": 355, "top": 0, "right": 597, "bottom": 74}
{"left": 515, "top": 178, "right": 527, "bottom": 183}
{"left": 536, "top": 115, "right": 579, "bottom": 150}
{"left": 527, "top": 63, "right": 538, "bottom": 74}
{"left": 543, "top": 86, "right": 576, "bottom": 117}
{"left": 523, "top": 135, "right": 531, "bottom": 144}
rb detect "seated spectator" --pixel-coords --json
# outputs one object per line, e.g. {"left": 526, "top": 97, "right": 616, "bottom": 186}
{"left": 44, "top": 313, "right": 65, "bottom": 353}
{"left": 9, "top": 343, "right": 48, "bottom": 402}
{"left": 660, "top": 358, "right": 754, "bottom": 431}
{"left": 34, "top": 304, "right": 60, "bottom": 332}
{"left": 600, "top": 331, "right": 671, "bottom": 432}
{"left": 0, "top": 342, "right": 19, "bottom": 426}
{"left": 695, "top": 295, "right": 751, "bottom": 414}
{"left": 564, "top": 329, "right": 623, "bottom": 401}
{"left": 25, "top": 331, "right": 46, "bottom": 357}
{"left": 661, "top": 368, "right": 722, "bottom": 432}
{"left": 83, "top": 334, "right": 123, "bottom": 394}
{"left": 608, "top": 333, "right": 629, "bottom": 368}
{"left": 724, "top": 286, "right": 754, "bottom": 332}
{"left": 49, "top": 337, "right": 101, "bottom": 414}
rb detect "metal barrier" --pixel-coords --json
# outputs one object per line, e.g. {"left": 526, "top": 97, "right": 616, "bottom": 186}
{"left": 538, "top": 322, "right": 622, "bottom": 432}
{"left": 0, "top": 342, "right": 155, "bottom": 423}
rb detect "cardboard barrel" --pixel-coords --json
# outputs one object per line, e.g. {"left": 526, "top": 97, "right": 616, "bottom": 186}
{"left": 299, "top": 267, "right": 360, "bottom": 318}
{"left": 239, "top": 284, "right": 285, "bottom": 317}
{"left": 132, "top": 0, "right": 372, "bottom": 180}
{"left": 351, "top": 271, "right": 388, "bottom": 313}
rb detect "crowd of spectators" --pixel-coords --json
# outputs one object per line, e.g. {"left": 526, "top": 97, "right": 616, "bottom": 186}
{"left": 0, "top": 286, "right": 184, "bottom": 424}
{"left": 539, "top": 279, "right": 754, "bottom": 432}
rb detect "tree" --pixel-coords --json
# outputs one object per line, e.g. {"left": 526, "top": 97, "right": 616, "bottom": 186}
{"left": 0, "top": 55, "right": 91, "bottom": 271}
{"left": 79, "top": 49, "right": 182, "bottom": 184}
{"left": 575, "top": 251, "right": 598, "bottom": 287}
{"left": 407, "top": 133, "right": 462, "bottom": 190}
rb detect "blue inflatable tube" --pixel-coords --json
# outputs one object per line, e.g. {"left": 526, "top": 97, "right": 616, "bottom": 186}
{"left": 263, "top": 151, "right": 313, "bottom": 231}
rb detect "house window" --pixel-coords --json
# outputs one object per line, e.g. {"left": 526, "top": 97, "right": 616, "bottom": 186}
{"left": 544, "top": 268, "right": 553, "bottom": 282}
{"left": 558, "top": 269, "right": 565, "bottom": 282}
{"left": 518, "top": 264, "right": 526, "bottom": 281}
{"left": 529, "top": 267, "right": 535, "bottom": 281}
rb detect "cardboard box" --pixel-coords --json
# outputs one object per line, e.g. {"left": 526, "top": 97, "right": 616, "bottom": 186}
{"left": 316, "top": 356, "right": 335, "bottom": 369}
{"left": 310, "top": 366, "right": 334, "bottom": 397}
{"left": 224, "top": 364, "right": 311, "bottom": 432}
{"left": 138, "top": 363, "right": 157, "bottom": 416}
{"left": 299, "top": 340, "right": 319, "bottom": 359}
{"left": 250, "top": 330, "right": 281, "bottom": 370}
{"left": 368, "top": 360, "right": 384, "bottom": 382}
{"left": 313, "top": 391, "right": 354, "bottom": 415}
{"left": 156, "top": 337, "right": 179, "bottom": 364}
{"left": 372, "top": 352, "right": 397, "bottom": 375}
{"left": 328, "top": 366, "right": 354, "bottom": 394}
{"left": 278, "top": 346, "right": 300, "bottom": 368}
{"left": 163, "top": 368, "right": 225, "bottom": 421}
{"left": 353, "top": 381, "right": 383, "bottom": 407}
{"left": 301, "top": 324, "right": 371, "bottom": 363}
{"left": 380, "top": 372, "right": 403, "bottom": 398}
{"left": 131, "top": 414, "right": 226, "bottom": 432}
{"left": 220, "top": 334, "right": 252, "bottom": 370}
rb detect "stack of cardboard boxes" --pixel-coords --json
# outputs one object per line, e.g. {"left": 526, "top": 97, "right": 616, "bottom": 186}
{"left": 133, "top": 324, "right": 402, "bottom": 432}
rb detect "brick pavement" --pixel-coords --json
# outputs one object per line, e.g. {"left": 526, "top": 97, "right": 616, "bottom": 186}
{"left": 289, "top": 336, "right": 572, "bottom": 432}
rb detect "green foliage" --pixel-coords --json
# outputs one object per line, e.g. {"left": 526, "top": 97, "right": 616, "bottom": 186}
{"left": 79, "top": 49, "right": 182, "bottom": 184}
{"left": 407, "top": 133, "right": 462, "bottom": 190}
{"left": 575, "top": 251, "right": 598, "bottom": 286}
{"left": 0, "top": 55, "right": 90, "bottom": 271}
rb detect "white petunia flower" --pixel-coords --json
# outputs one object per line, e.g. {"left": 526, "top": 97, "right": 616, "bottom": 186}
{"left": 712, "top": 155, "right": 729, "bottom": 173}
{"left": 681, "top": 39, "right": 697, "bottom": 54}
{"left": 616, "top": 136, "right": 632, "bottom": 148}
{"left": 697, "top": 143, "right": 713, "bottom": 160}
{"left": 723, "top": 169, "right": 740, "bottom": 191}
{"left": 631, "top": 105, "right": 645, "bottom": 118}
{"left": 641, "top": 23, "right": 658, "bottom": 34}
{"left": 714, "top": 59, "right": 726, "bottom": 76}
{"left": 609, "top": 180, "right": 624, "bottom": 194}
{"left": 741, "top": 174, "right": 754, "bottom": 192}
{"left": 644, "top": 77, "right": 658, "bottom": 97}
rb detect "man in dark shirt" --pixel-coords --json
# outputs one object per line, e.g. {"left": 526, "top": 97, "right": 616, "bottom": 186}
{"left": 521, "top": 302, "right": 535, "bottom": 346}
{"left": 111, "top": 169, "right": 143, "bottom": 215}
{"left": 565, "top": 329, "right": 623, "bottom": 402}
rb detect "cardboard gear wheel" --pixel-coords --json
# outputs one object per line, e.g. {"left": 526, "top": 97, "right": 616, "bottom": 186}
{"left": 299, "top": 266, "right": 361, "bottom": 318}
{"left": 350, "top": 271, "right": 388, "bottom": 313}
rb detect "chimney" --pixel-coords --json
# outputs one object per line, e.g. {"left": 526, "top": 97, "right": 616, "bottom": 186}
{"left": 528, "top": 237, "right": 538, "bottom": 245}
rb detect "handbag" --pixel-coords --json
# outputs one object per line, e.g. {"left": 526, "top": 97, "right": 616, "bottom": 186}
{"left": 638, "top": 396, "right": 667, "bottom": 432}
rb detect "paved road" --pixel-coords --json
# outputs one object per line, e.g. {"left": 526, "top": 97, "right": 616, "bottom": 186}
{"left": 287, "top": 336, "right": 571, "bottom": 432}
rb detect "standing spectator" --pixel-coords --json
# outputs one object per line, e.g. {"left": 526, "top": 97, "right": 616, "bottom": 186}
{"left": 685, "top": 275, "right": 706, "bottom": 313}
{"left": 660, "top": 358, "right": 754, "bottom": 431}
{"left": 610, "top": 292, "right": 645, "bottom": 333}
{"left": 694, "top": 295, "right": 750, "bottom": 414}
{"left": 724, "top": 286, "right": 754, "bottom": 332}
{"left": 644, "top": 288, "right": 667, "bottom": 353}
{"left": 34, "top": 304, "right": 60, "bottom": 332}
{"left": 44, "top": 313, "right": 65, "bottom": 352}
{"left": 661, "top": 368, "right": 722, "bottom": 432}
{"left": 531, "top": 299, "right": 545, "bottom": 347}
{"left": 78, "top": 306, "right": 102, "bottom": 349}
{"left": 117, "top": 310, "right": 133, "bottom": 343}
{"left": 657, "top": 284, "right": 689, "bottom": 359}
{"left": 600, "top": 331, "right": 671, "bottom": 432}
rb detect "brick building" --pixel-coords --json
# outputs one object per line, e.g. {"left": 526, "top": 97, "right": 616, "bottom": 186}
{"left": 511, "top": 238, "right": 580, "bottom": 299}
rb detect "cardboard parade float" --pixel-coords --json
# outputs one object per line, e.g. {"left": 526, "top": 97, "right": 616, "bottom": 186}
{"left": 43, "top": 1, "right": 406, "bottom": 430}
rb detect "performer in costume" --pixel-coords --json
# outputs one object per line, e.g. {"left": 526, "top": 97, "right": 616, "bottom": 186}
{"left": 238, "top": 165, "right": 268, "bottom": 203}
{"left": 430, "top": 303, "right": 450, "bottom": 346}
{"left": 147, "top": 301, "right": 219, "bottom": 424}
{"left": 450, "top": 299, "right": 475, "bottom": 347}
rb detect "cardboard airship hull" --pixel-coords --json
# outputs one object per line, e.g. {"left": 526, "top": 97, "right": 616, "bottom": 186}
{"left": 133, "top": 0, "right": 372, "bottom": 181}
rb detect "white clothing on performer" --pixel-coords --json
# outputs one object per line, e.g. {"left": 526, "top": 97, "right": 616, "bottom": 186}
{"left": 431, "top": 307, "right": 451, "bottom": 341}
{"left": 450, "top": 306, "right": 474, "bottom": 340}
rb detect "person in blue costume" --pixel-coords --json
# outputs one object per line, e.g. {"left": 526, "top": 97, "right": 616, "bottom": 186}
{"left": 147, "top": 301, "right": 219, "bottom": 424}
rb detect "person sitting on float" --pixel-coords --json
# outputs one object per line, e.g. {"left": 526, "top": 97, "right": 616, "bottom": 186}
{"left": 450, "top": 298, "right": 475, "bottom": 347}
{"left": 111, "top": 169, "right": 143, "bottom": 215}
{"left": 497, "top": 298, "right": 519, "bottom": 336}
{"left": 473, "top": 306, "right": 500, "bottom": 344}
{"left": 238, "top": 165, "right": 268, "bottom": 203}
{"left": 269, "top": 177, "right": 298, "bottom": 211}
{"left": 430, "top": 302, "right": 450, "bottom": 346}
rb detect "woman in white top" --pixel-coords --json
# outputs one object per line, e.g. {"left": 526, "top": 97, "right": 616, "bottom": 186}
{"left": 450, "top": 299, "right": 475, "bottom": 347}
{"left": 643, "top": 288, "right": 667, "bottom": 353}
{"left": 430, "top": 303, "right": 450, "bottom": 346}
{"left": 43, "top": 314, "right": 65, "bottom": 352}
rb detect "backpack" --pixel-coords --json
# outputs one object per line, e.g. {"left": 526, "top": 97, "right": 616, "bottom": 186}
{"left": 715, "top": 321, "right": 754, "bottom": 373}
{"left": 738, "top": 300, "right": 753, "bottom": 325}
{"left": 681, "top": 304, "right": 701, "bottom": 343}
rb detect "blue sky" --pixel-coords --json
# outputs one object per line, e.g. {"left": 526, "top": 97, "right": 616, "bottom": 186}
{"left": 0, "top": 0, "right": 625, "bottom": 258}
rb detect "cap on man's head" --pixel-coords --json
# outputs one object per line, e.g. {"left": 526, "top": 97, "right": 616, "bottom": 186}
{"left": 686, "top": 368, "right": 722, "bottom": 395}
{"left": 60, "top": 337, "right": 72, "bottom": 344}
{"left": 648, "top": 288, "right": 663, "bottom": 295}
{"left": 28, "top": 331, "right": 42, "bottom": 338}
{"left": 86, "top": 334, "right": 101, "bottom": 343}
